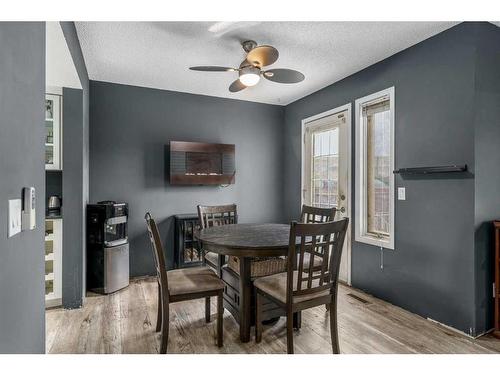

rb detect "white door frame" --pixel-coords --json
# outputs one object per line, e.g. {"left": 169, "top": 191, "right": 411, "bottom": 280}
{"left": 301, "top": 103, "right": 352, "bottom": 285}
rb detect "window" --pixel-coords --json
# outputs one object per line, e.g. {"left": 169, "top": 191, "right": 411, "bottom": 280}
{"left": 312, "top": 127, "right": 339, "bottom": 208}
{"left": 355, "top": 87, "right": 395, "bottom": 249}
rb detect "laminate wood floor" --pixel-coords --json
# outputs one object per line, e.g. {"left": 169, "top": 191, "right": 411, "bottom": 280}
{"left": 46, "top": 277, "right": 500, "bottom": 354}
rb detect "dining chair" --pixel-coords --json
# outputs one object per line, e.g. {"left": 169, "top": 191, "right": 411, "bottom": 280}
{"left": 254, "top": 218, "right": 349, "bottom": 354}
{"left": 145, "top": 212, "right": 224, "bottom": 353}
{"left": 197, "top": 204, "right": 238, "bottom": 275}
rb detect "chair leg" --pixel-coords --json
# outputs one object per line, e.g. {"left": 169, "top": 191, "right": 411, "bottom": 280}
{"left": 160, "top": 298, "right": 169, "bottom": 354}
{"left": 255, "top": 292, "right": 262, "bottom": 343}
{"left": 205, "top": 296, "right": 211, "bottom": 323}
{"left": 156, "top": 283, "right": 162, "bottom": 332}
{"left": 329, "top": 302, "right": 339, "bottom": 354}
{"left": 286, "top": 311, "right": 294, "bottom": 354}
{"left": 325, "top": 304, "right": 330, "bottom": 311}
{"left": 293, "top": 311, "right": 302, "bottom": 330}
{"left": 217, "top": 292, "right": 223, "bottom": 347}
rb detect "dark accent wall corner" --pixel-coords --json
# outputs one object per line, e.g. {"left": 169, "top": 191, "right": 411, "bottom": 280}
{"left": 60, "top": 22, "right": 90, "bottom": 309}
{"left": 89, "top": 81, "right": 285, "bottom": 276}
{"left": 283, "top": 22, "right": 495, "bottom": 335}
{"left": 0, "top": 22, "right": 46, "bottom": 353}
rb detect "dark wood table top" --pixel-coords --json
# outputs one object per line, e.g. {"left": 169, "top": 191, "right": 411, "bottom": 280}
{"left": 197, "top": 223, "right": 291, "bottom": 257}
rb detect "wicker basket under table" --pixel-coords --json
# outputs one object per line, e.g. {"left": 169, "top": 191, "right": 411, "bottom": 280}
{"left": 227, "top": 255, "right": 287, "bottom": 278}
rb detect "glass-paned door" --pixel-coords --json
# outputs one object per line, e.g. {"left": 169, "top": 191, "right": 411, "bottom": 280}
{"left": 303, "top": 109, "right": 350, "bottom": 283}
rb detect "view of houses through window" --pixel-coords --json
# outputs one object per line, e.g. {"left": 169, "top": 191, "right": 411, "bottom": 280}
{"left": 312, "top": 127, "right": 339, "bottom": 208}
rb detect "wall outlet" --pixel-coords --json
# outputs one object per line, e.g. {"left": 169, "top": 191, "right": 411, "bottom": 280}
{"left": 8, "top": 199, "right": 22, "bottom": 238}
{"left": 398, "top": 187, "right": 406, "bottom": 201}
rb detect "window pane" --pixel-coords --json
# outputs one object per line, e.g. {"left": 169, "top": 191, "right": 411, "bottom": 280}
{"left": 312, "top": 128, "right": 338, "bottom": 208}
{"left": 366, "top": 101, "right": 391, "bottom": 236}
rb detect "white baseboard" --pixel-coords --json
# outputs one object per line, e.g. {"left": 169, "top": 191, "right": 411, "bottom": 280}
{"left": 427, "top": 317, "right": 492, "bottom": 339}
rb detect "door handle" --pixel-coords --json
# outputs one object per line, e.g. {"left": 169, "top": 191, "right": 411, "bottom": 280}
{"left": 337, "top": 207, "right": 346, "bottom": 214}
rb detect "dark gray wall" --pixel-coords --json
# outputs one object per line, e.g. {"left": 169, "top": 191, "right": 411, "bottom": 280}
{"left": 89, "top": 81, "right": 285, "bottom": 276}
{"left": 60, "top": 22, "right": 90, "bottom": 308}
{"left": 283, "top": 23, "right": 482, "bottom": 334}
{"left": 62, "top": 87, "right": 85, "bottom": 308}
{"left": 473, "top": 23, "right": 500, "bottom": 334}
{"left": 0, "top": 22, "right": 46, "bottom": 353}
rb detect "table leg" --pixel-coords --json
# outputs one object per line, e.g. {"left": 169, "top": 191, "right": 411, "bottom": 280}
{"left": 217, "top": 254, "right": 225, "bottom": 278}
{"left": 239, "top": 257, "right": 252, "bottom": 342}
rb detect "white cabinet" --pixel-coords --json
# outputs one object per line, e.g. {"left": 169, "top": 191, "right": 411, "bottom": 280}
{"left": 45, "top": 218, "right": 63, "bottom": 307}
{"left": 45, "top": 94, "right": 62, "bottom": 170}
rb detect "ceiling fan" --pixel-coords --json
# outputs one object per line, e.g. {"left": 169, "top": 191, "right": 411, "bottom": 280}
{"left": 189, "top": 40, "right": 305, "bottom": 92}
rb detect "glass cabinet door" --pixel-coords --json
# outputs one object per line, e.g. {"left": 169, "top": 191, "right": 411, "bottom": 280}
{"left": 182, "top": 220, "right": 202, "bottom": 265}
{"left": 45, "top": 94, "right": 61, "bottom": 170}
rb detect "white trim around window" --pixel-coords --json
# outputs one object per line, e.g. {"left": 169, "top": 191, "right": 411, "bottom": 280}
{"left": 355, "top": 87, "right": 395, "bottom": 250}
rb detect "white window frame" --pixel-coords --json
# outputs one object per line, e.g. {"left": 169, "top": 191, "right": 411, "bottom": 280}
{"left": 355, "top": 87, "right": 395, "bottom": 250}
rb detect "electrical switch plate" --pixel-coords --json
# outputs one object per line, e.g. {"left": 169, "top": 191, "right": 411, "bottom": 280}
{"left": 8, "top": 199, "right": 22, "bottom": 238}
{"left": 398, "top": 187, "right": 406, "bottom": 201}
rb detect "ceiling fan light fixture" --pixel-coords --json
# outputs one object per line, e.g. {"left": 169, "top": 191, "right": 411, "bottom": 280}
{"left": 239, "top": 66, "right": 260, "bottom": 87}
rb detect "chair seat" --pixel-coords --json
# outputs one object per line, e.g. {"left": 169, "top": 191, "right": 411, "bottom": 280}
{"left": 167, "top": 266, "right": 224, "bottom": 297}
{"left": 204, "top": 251, "right": 219, "bottom": 266}
{"left": 254, "top": 271, "right": 331, "bottom": 305}
{"left": 300, "top": 252, "right": 324, "bottom": 271}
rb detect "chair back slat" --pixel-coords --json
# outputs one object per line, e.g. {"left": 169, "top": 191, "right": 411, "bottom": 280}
{"left": 197, "top": 204, "right": 238, "bottom": 229}
{"left": 287, "top": 218, "right": 349, "bottom": 305}
{"left": 296, "top": 236, "right": 306, "bottom": 292}
{"left": 306, "top": 235, "right": 317, "bottom": 288}
{"left": 145, "top": 212, "right": 169, "bottom": 301}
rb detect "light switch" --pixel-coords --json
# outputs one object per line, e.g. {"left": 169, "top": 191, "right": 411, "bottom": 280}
{"left": 8, "top": 199, "right": 22, "bottom": 238}
{"left": 398, "top": 187, "right": 406, "bottom": 201}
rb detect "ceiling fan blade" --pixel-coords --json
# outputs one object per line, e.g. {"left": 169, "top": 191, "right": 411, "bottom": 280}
{"left": 263, "top": 69, "right": 305, "bottom": 84}
{"left": 229, "top": 79, "right": 247, "bottom": 93}
{"left": 189, "top": 66, "right": 237, "bottom": 72}
{"left": 246, "top": 45, "right": 279, "bottom": 67}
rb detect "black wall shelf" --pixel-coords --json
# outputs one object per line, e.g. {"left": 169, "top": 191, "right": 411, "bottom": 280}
{"left": 393, "top": 165, "right": 467, "bottom": 175}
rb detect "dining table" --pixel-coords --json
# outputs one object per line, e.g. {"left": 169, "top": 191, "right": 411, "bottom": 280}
{"left": 196, "top": 223, "right": 294, "bottom": 343}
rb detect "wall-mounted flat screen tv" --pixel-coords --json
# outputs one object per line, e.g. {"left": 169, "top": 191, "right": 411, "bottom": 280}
{"left": 169, "top": 141, "right": 235, "bottom": 185}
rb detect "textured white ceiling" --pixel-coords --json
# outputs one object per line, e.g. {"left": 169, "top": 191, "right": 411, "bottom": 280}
{"left": 75, "top": 22, "right": 459, "bottom": 105}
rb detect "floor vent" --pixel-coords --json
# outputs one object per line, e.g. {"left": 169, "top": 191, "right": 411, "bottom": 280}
{"left": 347, "top": 293, "right": 370, "bottom": 304}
